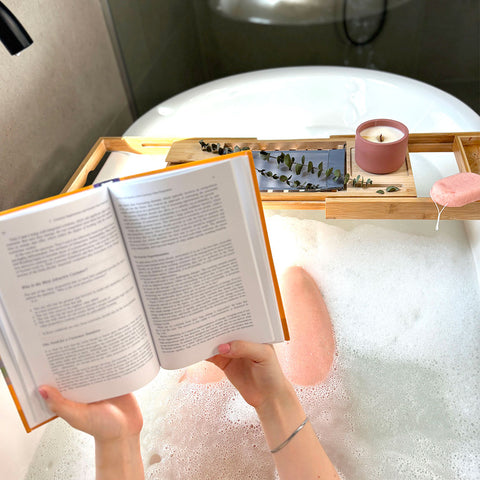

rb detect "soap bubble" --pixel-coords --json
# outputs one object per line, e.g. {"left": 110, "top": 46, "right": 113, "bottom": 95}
{"left": 25, "top": 216, "right": 480, "bottom": 479}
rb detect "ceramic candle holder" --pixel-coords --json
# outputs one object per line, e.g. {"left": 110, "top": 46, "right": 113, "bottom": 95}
{"left": 355, "top": 119, "right": 409, "bottom": 174}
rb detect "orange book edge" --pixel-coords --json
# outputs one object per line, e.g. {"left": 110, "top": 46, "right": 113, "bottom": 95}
{"left": 0, "top": 360, "right": 56, "bottom": 432}
{"left": 0, "top": 150, "right": 289, "bottom": 432}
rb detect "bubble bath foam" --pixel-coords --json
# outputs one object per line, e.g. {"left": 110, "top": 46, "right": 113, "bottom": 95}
{"left": 25, "top": 215, "right": 480, "bottom": 480}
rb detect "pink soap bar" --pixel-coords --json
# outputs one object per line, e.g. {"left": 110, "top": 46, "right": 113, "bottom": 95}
{"left": 430, "top": 172, "right": 480, "bottom": 207}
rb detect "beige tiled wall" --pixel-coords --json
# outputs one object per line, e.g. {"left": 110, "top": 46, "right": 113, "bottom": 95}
{"left": 0, "top": 0, "right": 133, "bottom": 211}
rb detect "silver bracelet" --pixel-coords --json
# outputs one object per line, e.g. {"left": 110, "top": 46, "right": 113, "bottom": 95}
{"left": 270, "top": 417, "right": 309, "bottom": 454}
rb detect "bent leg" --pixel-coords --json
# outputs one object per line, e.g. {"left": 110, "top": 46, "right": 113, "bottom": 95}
{"left": 275, "top": 266, "right": 336, "bottom": 385}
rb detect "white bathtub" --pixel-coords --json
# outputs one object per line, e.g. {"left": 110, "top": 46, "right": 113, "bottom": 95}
{"left": 2, "top": 67, "right": 480, "bottom": 479}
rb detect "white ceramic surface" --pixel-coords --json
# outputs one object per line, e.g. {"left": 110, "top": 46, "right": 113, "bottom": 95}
{"left": 125, "top": 66, "right": 480, "bottom": 139}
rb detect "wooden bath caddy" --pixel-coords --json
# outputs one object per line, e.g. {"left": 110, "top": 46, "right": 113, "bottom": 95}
{"left": 63, "top": 132, "right": 480, "bottom": 220}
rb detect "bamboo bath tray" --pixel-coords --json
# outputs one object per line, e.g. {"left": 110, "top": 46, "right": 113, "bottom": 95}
{"left": 63, "top": 133, "right": 480, "bottom": 220}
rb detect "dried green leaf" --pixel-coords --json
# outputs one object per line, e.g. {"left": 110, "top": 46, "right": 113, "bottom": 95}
{"left": 308, "top": 161, "right": 314, "bottom": 173}
{"left": 317, "top": 162, "right": 324, "bottom": 177}
{"left": 344, "top": 173, "right": 350, "bottom": 185}
{"left": 295, "top": 163, "right": 303, "bottom": 175}
{"left": 386, "top": 185, "right": 400, "bottom": 192}
{"left": 279, "top": 175, "right": 288, "bottom": 182}
{"left": 376, "top": 189, "right": 385, "bottom": 194}
{"left": 325, "top": 167, "right": 333, "bottom": 178}
{"left": 333, "top": 169, "right": 341, "bottom": 181}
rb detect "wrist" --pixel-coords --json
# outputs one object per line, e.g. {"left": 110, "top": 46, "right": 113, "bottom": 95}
{"left": 255, "top": 382, "right": 306, "bottom": 452}
{"left": 255, "top": 377, "right": 298, "bottom": 417}
{"left": 95, "top": 434, "right": 143, "bottom": 480}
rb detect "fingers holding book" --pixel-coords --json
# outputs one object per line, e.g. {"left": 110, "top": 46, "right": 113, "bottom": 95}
{"left": 38, "top": 385, "right": 143, "bottom": 442}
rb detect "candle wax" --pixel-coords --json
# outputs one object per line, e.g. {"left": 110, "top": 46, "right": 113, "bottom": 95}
{"left": 360, "top": 126, "right": 405, "bottom": 143}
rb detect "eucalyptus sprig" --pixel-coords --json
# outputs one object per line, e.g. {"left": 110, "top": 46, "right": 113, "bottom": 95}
{"left": 257, "top": 150, "right": 345, "bottom": 190}
{"left": 198, "top": 141, "right": 398, "bottom": 193}
{"left": 376, "top": 185, "right": 400, "bottom": 194}
{"left": 256, "top": 168, "right": 322, "bottom": 190}
{"left": 259, "top": 151, "right": 336, "bottom": 180}
{"left": 199, "top": 140, "right": 250, "bottom": 155}
{"left": 351, "top": 175, "right": 373, "bottom": 188}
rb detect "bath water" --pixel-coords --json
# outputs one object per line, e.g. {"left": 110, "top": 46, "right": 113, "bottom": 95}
{"left": 25, "top": 215, "right": 480, "bottom": 479}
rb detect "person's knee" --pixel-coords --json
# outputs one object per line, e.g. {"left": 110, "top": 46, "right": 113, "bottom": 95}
{"left": 278, "top": 266, "right": 335, "bottom": 385}
{"left": 282, "top": 265, "right": 313, "bottom": 291}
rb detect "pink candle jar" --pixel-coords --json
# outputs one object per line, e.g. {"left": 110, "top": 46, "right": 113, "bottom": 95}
{"left": 355, "top": 119, "right": 409, "bottom": 174}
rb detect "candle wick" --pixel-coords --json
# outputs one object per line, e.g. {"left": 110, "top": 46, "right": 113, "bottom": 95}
{"left": 378, "top": 133, "right": 384, "bottom": 142}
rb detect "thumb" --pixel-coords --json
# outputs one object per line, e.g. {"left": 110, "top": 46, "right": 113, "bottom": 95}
{"left": 218, "top": 340, "right": 275, "bottom": 364}
{"left": 39, "top": 385, "right": 88, "bottom": 428}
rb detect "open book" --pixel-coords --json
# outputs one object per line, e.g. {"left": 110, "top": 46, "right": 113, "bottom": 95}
{"left": 0, "top": 151, "right": 287, "bottom": 432}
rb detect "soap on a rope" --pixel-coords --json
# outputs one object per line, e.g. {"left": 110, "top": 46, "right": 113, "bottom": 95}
{"left": 430, "top": 172, "right": 480, "bottom": 207}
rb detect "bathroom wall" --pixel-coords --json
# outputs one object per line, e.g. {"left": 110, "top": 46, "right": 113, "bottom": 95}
{"left": 107, "top": 0, "right": 479, "bottom": 117}
{"left": 0, "top": 0, "right": 132, "bottom": 211}
{"left": 106, "top": 0, "right": 205, "bottom": 116}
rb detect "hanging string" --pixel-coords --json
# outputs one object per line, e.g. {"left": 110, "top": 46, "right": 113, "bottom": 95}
{"left": 434, "top": 201, "right": 448, "bottom": 231}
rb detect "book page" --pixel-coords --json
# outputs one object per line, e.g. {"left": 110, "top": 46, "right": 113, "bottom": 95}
{"left": 229, "top": 158, "right": 287, "bottom": 341}
{"left": 109, "top": 154, "right": 283, "bottom": 369}
{"left": 0, "top": 188, "right": 159, "bottom": 428}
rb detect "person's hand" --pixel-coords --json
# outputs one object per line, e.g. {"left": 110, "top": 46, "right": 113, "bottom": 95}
{"left": 39, "top": 386, "right": 143, "bottom": 442}
{"left": 207, "top": 340, "right": 294, "bottom": 411}
{"left": 39, "top": 386, "right": 144, "bottom": 480}
{"left": 209, "top": 342, "right": 341, "bottom": 479}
